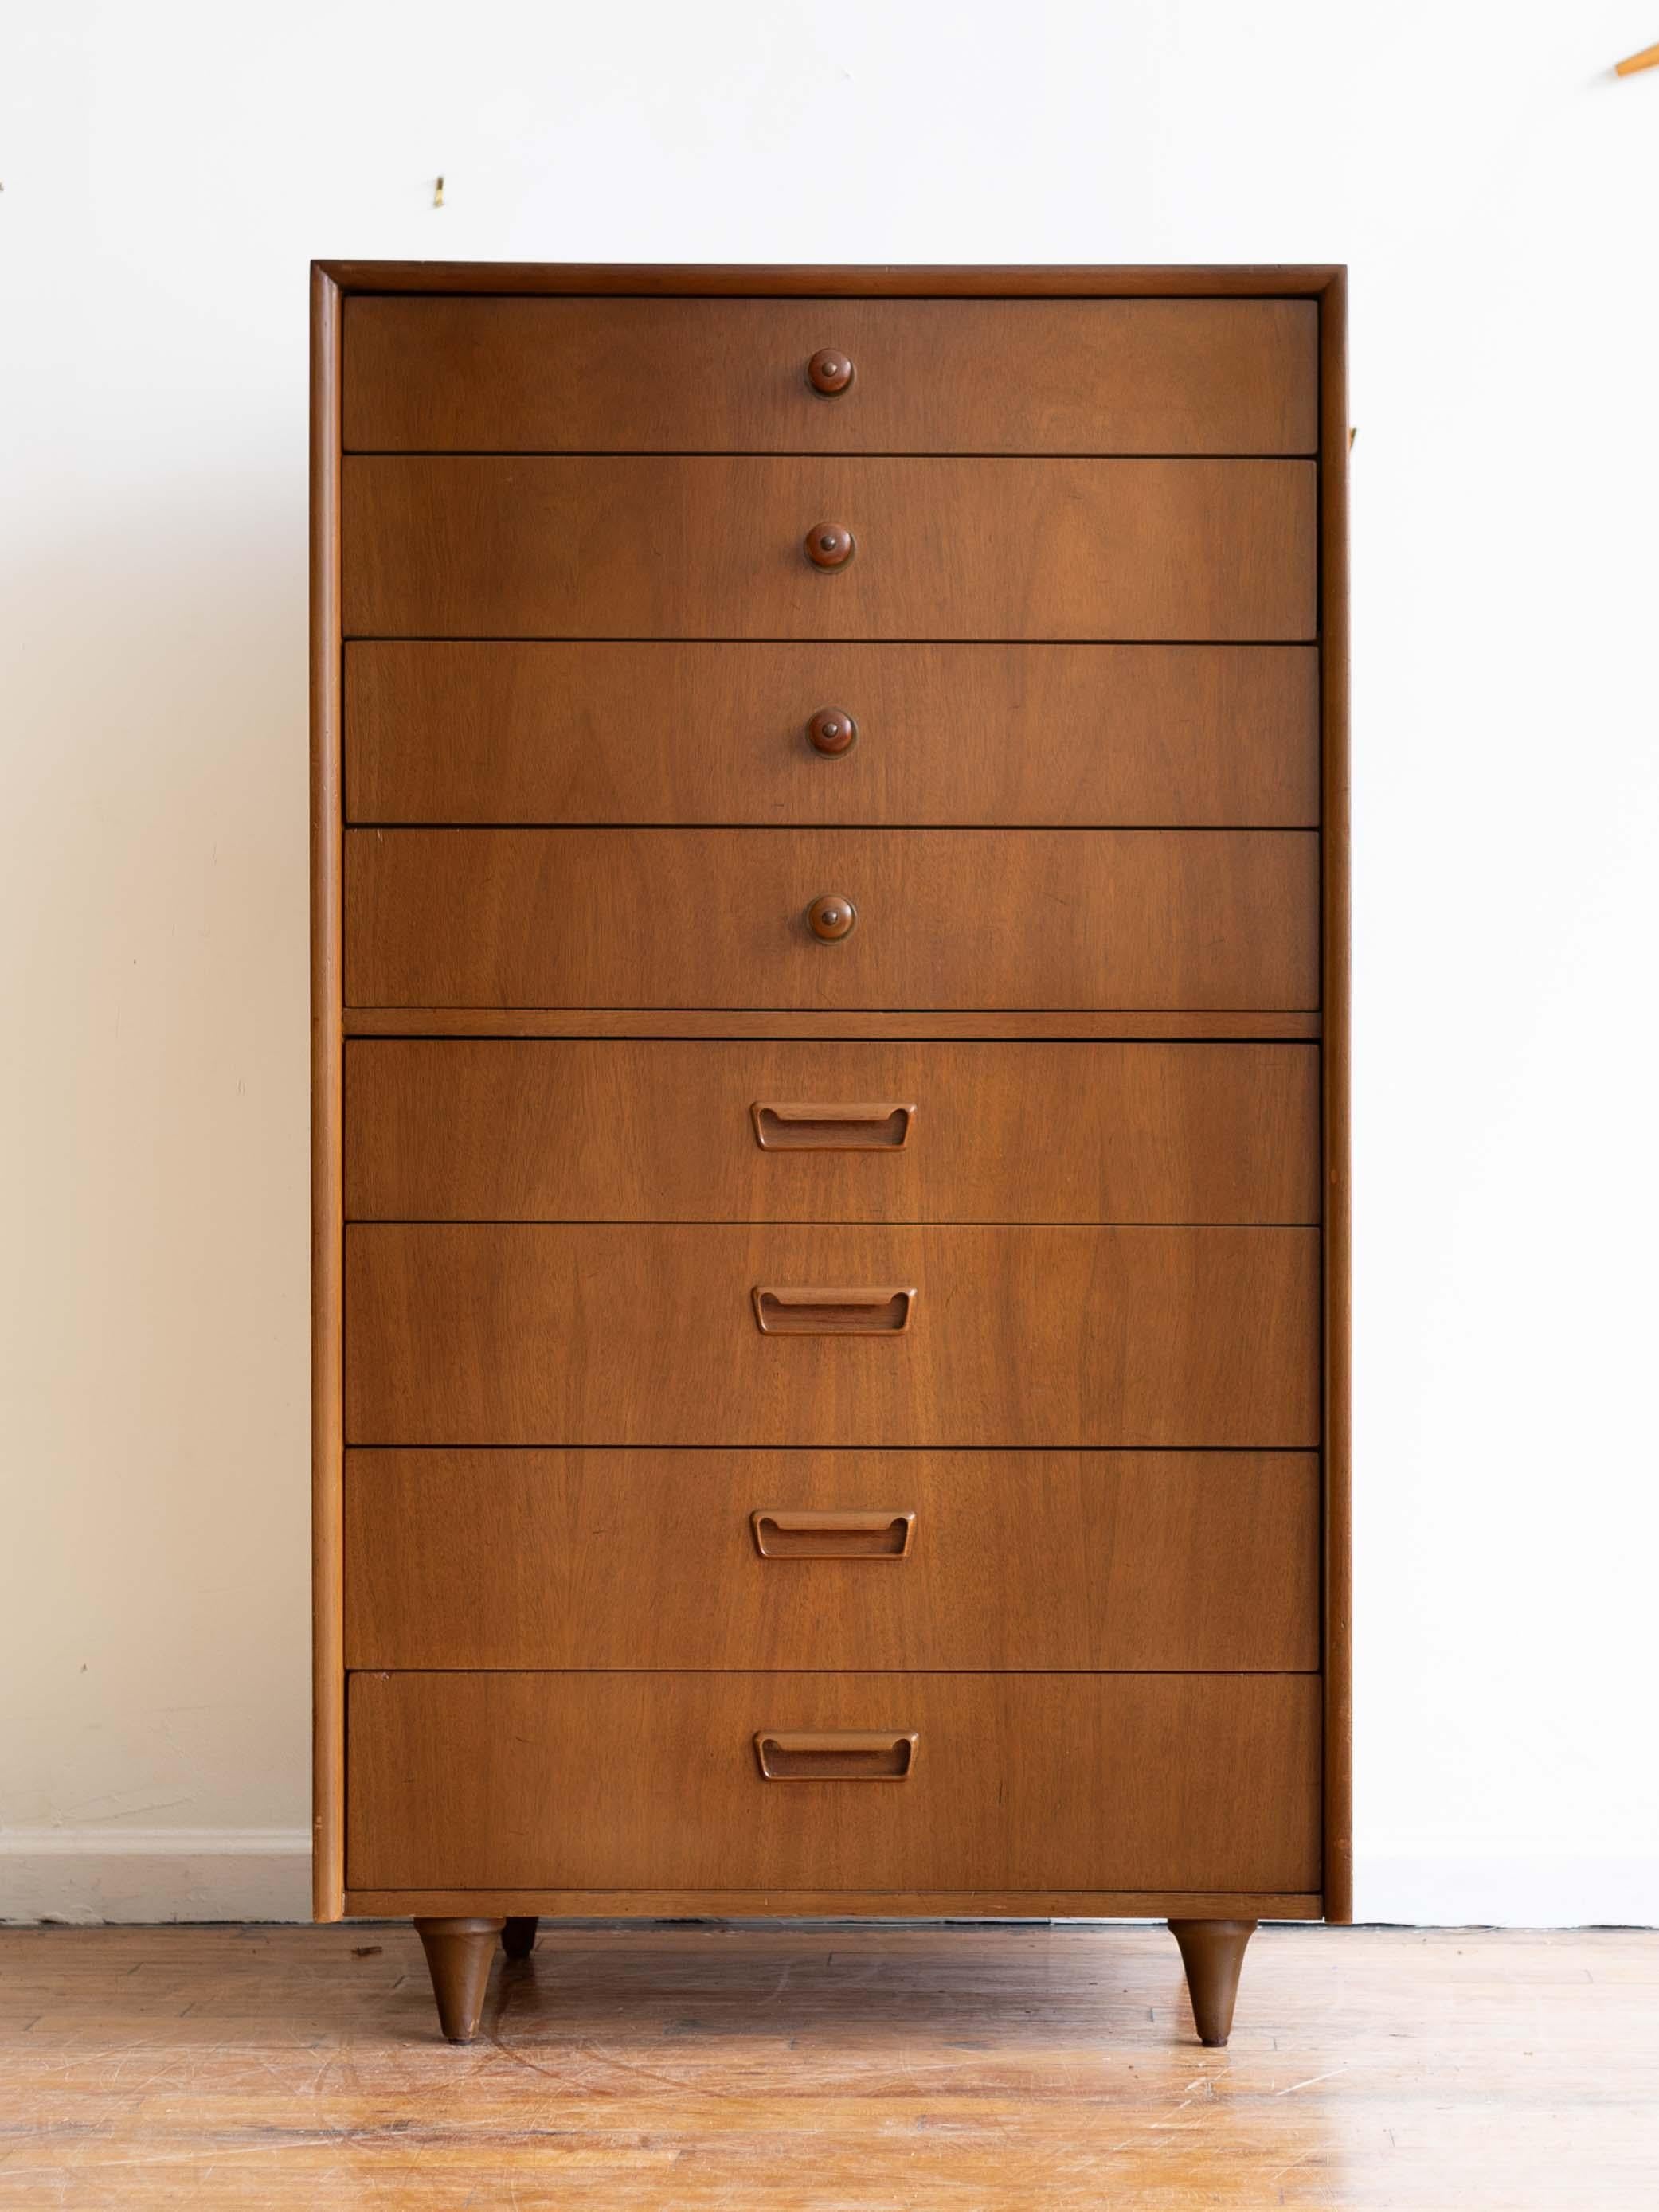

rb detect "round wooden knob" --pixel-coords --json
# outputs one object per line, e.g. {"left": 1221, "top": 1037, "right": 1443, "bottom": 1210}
{"left": 807, "top": 708, "right": 858, "bottom": 756}
{"left": 804, "top": 523, "right": 855, "bottom": 571}
{"left": 805, "top": 893, "right": 857, "bottom": 941}
{"left": 807, "top": 347, "right": 855, "bottom": 396}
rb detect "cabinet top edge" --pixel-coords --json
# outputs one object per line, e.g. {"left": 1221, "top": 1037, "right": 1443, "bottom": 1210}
{"left": 311, "top": 261, "right": 1347, "bottom": 300}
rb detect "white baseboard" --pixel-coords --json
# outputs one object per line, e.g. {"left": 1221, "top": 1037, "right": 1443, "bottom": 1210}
{"left": 4, "top": 1827, "right": 1653, "bottom": 1929}
{"left": 1356, "top": 1844, "right": 1659, "bottom": 1929}
{"left": 0, "top": 1827, "right": 312, "bottom": 1924}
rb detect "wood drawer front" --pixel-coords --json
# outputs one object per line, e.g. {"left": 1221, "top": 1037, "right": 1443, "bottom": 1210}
{"left": 344, "top": 297, "right": 1318, "bottom": 456}
{"left": 345, "top": 1041, "right": 1321, "bottom": 1225}
{"left": 345, "top": 642, "right": 1320, "bottom": 828}
{"left": 343, "top": 830, "right": 1319, "bottom": 1012}
{"left": 344, "top": 1224, "right": 1319, "bottom": 1447}
{"left": 344, "top": 1450, "right": 1321, "bottom": 1671}
{"left": 346, "top": 1670, "right": 1322, "bottom": 1893}
{"left": 341, "top": 458, "right": 1317, "bottom": 642}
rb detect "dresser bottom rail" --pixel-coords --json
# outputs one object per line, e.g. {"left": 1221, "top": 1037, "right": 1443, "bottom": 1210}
{"left": 342, "top": 1888, "right": 1324, "bottom": 1920}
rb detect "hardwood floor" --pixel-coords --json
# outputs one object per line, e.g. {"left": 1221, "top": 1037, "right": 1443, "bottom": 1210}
{"left": 0, "top": 1923, "right": 1652, "bottom": 2208}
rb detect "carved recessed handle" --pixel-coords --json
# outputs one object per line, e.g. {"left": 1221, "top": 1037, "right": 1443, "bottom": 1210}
{"left": 752, "top": 1510, "right": 917, "bottom": 1559}
{"left": 807, "top": 707, "right": 858, "bottom": 756}
{"left": 752, "top": 1101, "right": 914, "bottom": 1151}
{"left": 755, "top": 1730, "right": 918, "bottom": 1780}
{"left": 804, "top": 523, "right": 855, "bottom": 571}
{"left": 753, "top": 1285, "right": 915, "bottom": 1335}
{"left": 806, "top": 347, "right": 855, "bottom": 396}
{"left": 805, "top": 893, "right": 856, "bottom": 941}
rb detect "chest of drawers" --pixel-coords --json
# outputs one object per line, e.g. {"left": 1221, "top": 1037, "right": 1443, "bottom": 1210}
{"left": 311, "top": 262, "right": 1350, "bottom": 2048}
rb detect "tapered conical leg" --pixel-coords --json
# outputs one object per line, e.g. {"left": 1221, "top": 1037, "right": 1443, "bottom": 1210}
{"left": 415, "top": 1917, "right": 504, "bottom": 2042}
{"left": 501, "top": 1916, "right": 539, "bottom": 1960}
{"left": 1168, "top": 1919, "right": 1257, "bottom": 2047}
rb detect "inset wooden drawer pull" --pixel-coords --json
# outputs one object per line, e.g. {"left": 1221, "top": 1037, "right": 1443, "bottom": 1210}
{"left": 806, "top": 706, "right": 858, "bottom": 755}
{"left": 806, "top": 347, "right": 855, "bottom": 396}
{"left": 804, "top": 892, "right": 856, "bottom": 941}
{"left": 804, "top": 522, "right": 855, "bottom": 570}
{"left": 753, "top": 1284, "right": 915, "bottom": 1335}
{"left": 754, "top": 1730, "right": 918, "bottom": 1781}
{"left": 751, "top": 1100, "right": 914, "bottom": 1151}
{"left": 751, "top": 1509, "right": 917, "bottom": 1560}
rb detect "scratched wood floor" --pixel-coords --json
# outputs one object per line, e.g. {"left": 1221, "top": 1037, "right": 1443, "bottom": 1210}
{"left": 0, "top": 1924, "right": 1653, "bottom": 2209}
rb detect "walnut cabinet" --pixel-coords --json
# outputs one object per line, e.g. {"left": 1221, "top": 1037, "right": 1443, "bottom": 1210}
{"left": 311, "top": 262, "right": 1350, "bottom": 2046}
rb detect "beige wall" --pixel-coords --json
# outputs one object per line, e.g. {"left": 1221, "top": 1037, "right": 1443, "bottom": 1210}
{"left": 3, "top": 0, "right": 1657, "bottom": 1923}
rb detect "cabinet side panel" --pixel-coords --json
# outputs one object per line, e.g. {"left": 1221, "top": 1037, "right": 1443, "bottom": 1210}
{"left": 311, "top": 265, "right": 346, "bottom": 1921}
{"left": 1320, "top": 271, "right": 1352, "bottom": 1924}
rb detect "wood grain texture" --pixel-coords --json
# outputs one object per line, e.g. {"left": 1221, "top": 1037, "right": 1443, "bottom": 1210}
{"left": 342, "top": 296, "right": 1317, "bottom": 455}
{"left": 341, "top": 456, "right": 1317, "bottom": 641}
{"left": 309, "top": 264, "right": 346, "bottom": 1922}
{"left": 344, "top": 641, "right": 1321, "bottom": 827}
{"left": 343, "top": 1040, "right": 1321, "bottom": 1224}
{"left": 346, "top": 1671, "right": 1321, "bottom": 1893}
{"left": 343, "top": 1007, "right": 1324, "bottom": 1040}
{"left": 10, "top": 1923, "right": 1653, "bottom": 2206}
{"left": 343, "top": 829, "right": 1320, "bottom": 1012}
{"left": 343, "top": 1449, "right": 1320, "bottom": 1671}
{"left": 1321, "top": 271, "right": 1354, "bottom": 1925}
{"left": 343, "top": 1223, "right": 1319, "bottom": 1448}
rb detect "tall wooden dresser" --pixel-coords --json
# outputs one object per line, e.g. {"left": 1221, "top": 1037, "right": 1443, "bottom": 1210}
{"left": 311, "top": 262, "right": 1350, "bottom": 2046}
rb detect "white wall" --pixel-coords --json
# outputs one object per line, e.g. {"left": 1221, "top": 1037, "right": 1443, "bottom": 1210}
{"left": 3, "top": 0, "right": 1657, "bottom": 1926}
